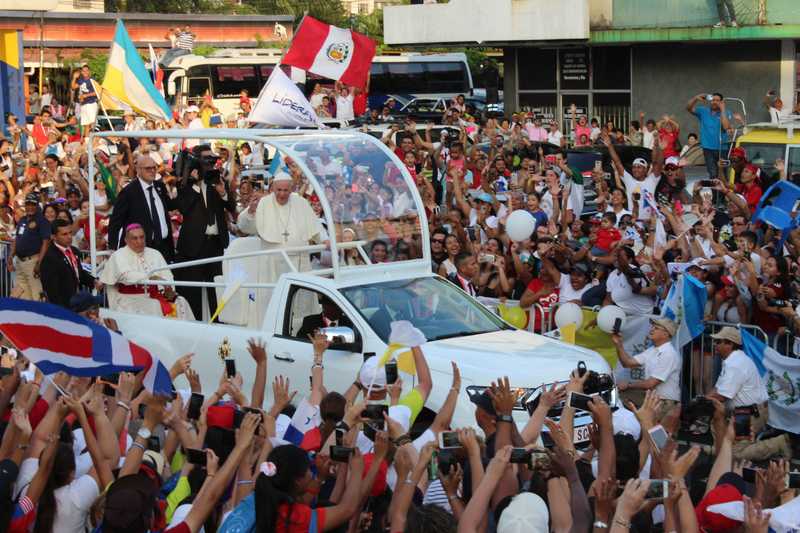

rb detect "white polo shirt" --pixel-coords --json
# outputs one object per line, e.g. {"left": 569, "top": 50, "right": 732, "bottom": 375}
{"left": 634, "top": 341, "right": 682, "bottom": 402}
{"left": 606, "top": 269, "right": 655, "bottom": 315}
{"left": 715, "top": 350, "right": 769, "bottom": 407}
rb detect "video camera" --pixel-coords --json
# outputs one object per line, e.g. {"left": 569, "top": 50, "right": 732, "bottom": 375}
{"left": 680, "top": 396, "right": 716, "bottom": 435}
{"left": 577, "top": 361, "right": 615, "bottom": 396}
{"left": 174, "top": 145, "right": 222, "bottom": 185}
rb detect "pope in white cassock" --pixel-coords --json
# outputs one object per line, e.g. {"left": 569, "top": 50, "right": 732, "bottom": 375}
{"left": 100, "top": 224, "right": 195, "bottom": 320}
{"left": 236, "top": 172, "right": 323, "bottom": 327}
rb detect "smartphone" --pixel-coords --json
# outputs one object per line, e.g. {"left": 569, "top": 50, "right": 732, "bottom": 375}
{"left": 146, "top": 436, "right": 160, "bottom": 452}
{"left": 384, "top": 360, "right": 398, "bottom": 385}
{"left": 438, "top": 449, "right": 456, "bottom": 476}
{"left": 138, "top": 403, "right": 146, "bottom": 419}
{"left": 225, "top": 358, "right": 236, "bottom": 379}
{"left": 466, "top": 226, "right": 477, "bottom": 241}
{"left": 363, "top": 420, "right": 383, "bottom": 441}
{"left": 335, "top": 428, "right": 344, "bottom": 446}
{"left": 243, "top": 406, "right": 263, "bottom": 424}
{"left": 185, "top": 448, "right": 207, "bottom": 466}
{"left": 232, "top": 409, "right": 245, "bottom": 429}
{"left": 478, "top": 253, "right": 495, "bottom": 264}
{"left": 530, "top": 449, "right": 550, "bottom": 470}
{"left": 646, "top": 479, "right": 668, "bottom": 500}
{"left": 788, "top": 472, "right": 800, "bottom": 489}
{"left": 509, "top": 448, "right": 532, "bottom": 466}
{"left": 101, "top": 373, "right": 119, "bottom": 396}
{"left": 699, "top": 179, "right": 715, "bottom": 188}
{"left": 743, "top": 467, "right": 757, "bottom": 483}
{"left": 438, "top": 431, "right": 462, "bottom": 449}
{"left": 734, "top": 413, "right": 751, "bottom": 439}
{"left": 330, "top": 445, "right": 354, "bottom": 463}
{"left": 187, "top": 393, "right": 204, "bottom": 421}
{"left": 427, "top": 450, "right": 439, "bottom": 480}
{"left": 612, "top": 317, "right": 622, "bottom": 334}
{"left": 362, "top": 404, "right": 388, "bottom": 421}
{"left": 567, "top": 391, "right": 593, "bottom": 411}
{"left": 648, "top": 425, "right": 669, "bottom": 452}
{"left": 540, "top": 431, "right": 555, "bottom": 449}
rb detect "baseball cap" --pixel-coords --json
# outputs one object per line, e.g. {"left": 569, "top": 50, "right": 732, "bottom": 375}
{"left": 695, "top": 483, "right": 743, "bottom": 532}
{"left": 185, "top": 105, "right": 200, "bottom": 113}
{"left": 730, "top": 147, "right": 747, "bottom": 160}
{"left": 69, "top": 291, "right": 104, "bottom": 313}
{"left": 497, "top": 492, "right": 549, "bottom": 533}
{"left": 571, "top": 262, "right": 591, "bottom": 276}
{"left": 650, "top": 318, "right": 677, "bottom": 337}
{"left": 710, "top": 326, "right": 742, "bottom": 345}
{"left": 467, "top": 388, "right": 496, "bottom": 417}
{"left": 664, "top": 156, "right": 680, "bottom": 168}
{"left": 632, "top": 157, "right": 649, "bottom": 168}
{"left": 24, "top": 193, "right": 39, "bottom": 204}
{"left": 359, "top": 356, "right": 387, "bottom": 390}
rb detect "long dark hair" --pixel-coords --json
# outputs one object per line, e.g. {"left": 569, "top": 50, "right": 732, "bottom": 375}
{"left": 33, "top": 442, "right": 75, "bottom": 533}
{"left": 254, "top": 445, "right": 311, "bottom": 533}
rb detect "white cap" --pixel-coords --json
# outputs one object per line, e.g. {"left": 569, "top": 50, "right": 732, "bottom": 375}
{"left": 632, "top": 157, "right": 649, "bottom": 167}
{"left": 497, "top": 492, "right": 549, "bottom": 533}
{"left": 271, "top": 171, "right": 292, "bottom": 183}
{"left": 665, "top": 156, "right": 680, "bottom": 167}
{"left": 185, "top": 105, "right": 200, "bottom": 113}
{"left": 359, "top": 356, "right": 387, "bottom": 390}
{"left": 612, "top": 405, "right": 641, "bottom": 441}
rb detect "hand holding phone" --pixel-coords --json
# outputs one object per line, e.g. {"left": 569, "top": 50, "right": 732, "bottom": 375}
{"left": 647, "top": 425, "right": 669, "bottom": 451}
{"left": 187, "top": 393, "right": 204, "bottom": 421}
{"left": 384, "top": 360, "right": 398, "bottom": 385}
{"left": 438, "top": 431, "right": 462, "bottom": 449}
{"left": 567, "top": 391, "right": 593, "bottom": 411}
{"left": 225, "top": 358, "right": 237, "bottom": 379}
{"left": 186, "top": 448, "right": 207, "bottom": 466}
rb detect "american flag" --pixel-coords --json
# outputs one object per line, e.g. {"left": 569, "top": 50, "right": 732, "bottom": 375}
{"left": 0, "top": 298, "right": 173, "bottom": 395}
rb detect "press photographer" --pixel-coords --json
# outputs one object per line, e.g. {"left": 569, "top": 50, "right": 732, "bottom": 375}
{"left": 172, "top": 144, "right": 237, "bottom": 320}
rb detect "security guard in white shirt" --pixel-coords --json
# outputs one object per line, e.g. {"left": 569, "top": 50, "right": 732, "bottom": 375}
{"left": 708, "top": 326, "right": 792, "bottom": 460}
{"left": 611, "top": 318, "right": 682, "bottom": 421}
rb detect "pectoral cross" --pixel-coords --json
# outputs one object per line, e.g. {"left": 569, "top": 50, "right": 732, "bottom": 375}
{"left": 282, "top": 230, "right": 290, "bottom": 242}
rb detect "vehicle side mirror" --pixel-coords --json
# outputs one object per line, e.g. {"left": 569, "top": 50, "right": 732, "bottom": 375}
{"left": 319, "top": 326, "right": 356, "bottom": 346}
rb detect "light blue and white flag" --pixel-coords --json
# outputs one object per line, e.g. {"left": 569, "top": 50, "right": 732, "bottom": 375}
{"left": 741, "top": 328, "right": 800, "bottom": 433}
{"left": 661, "top": 273, "right": 707, "bottom": 348}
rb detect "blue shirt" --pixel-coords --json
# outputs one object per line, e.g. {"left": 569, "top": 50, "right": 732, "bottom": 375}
{"left": 692, "top": 105, "right": 733, "bottom": 150}
{"left": 14, "top": 213, "right": 50, "bottom": 257}
{"left": 77, "top": 76, "right": 97, "bottom": 105}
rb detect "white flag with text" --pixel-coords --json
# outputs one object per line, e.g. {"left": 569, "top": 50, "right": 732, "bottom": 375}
{"left": 247, "top": 66, "right": 320, "bottom": 128}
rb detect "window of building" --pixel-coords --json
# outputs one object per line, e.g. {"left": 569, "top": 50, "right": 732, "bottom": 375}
{"left": 592, "top": 47, "right": 631, "bottom": 90}
{"left": 518, "top": 49, "right": 557, "bottom": 91}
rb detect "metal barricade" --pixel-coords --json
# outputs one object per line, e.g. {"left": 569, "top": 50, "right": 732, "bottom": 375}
{"left": 0, "top": 241, "right": 13, "bottom": 298}
{"left": 772, "top": 330, "right": 799, "bottom": 359}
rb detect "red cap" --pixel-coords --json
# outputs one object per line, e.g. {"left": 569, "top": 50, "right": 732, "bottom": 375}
{"left": 745, "top": 163, "right": 760, "bottom": 177}
{"left": 730, "top": 147, "right": 747, "bottom": 160}
{"left": 206, "top": 405, "right": 234, "bottom": 429}
{"left": 695, "top": 484, "right": 743, "bottom": 532}
{"left": 361, "top": 453, "right": 388, "bottom": 497}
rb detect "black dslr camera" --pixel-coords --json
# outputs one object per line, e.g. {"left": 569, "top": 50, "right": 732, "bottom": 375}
{"left": 577, "top": 361, "right": 615, "bottom": 395}
{"left": 175, "top": 146, "right": 221, "bottom": 185}
{"left": 680, "top": 396, "right": 716, "bottom": 435}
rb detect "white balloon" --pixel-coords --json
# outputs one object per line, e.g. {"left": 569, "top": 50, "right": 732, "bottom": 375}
{"left": 505, "top": 210, "right": 536, "bottom": 242}
{"left": 554, "top": 302, "right": 583, "bottom": 330}
{"left": 597, "top": 305, "right": 627, "bottom": 333}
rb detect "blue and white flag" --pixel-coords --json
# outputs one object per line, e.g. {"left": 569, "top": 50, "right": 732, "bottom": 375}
{"left": 661, "top": 273, "right": 707, "bottom": 348}
{"left": 282, "top": 397, "right": 321, "bottom": 447}
{"left": 247, "top": 66, "right": 320, "bottom": 127}
{"left": 741, "top": 329, "right": 800, "bottom": 433}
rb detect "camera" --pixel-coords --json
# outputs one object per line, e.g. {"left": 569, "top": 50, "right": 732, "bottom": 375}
{"left": 577, "top": 361, "right": 614, "bottom": 395}
{"left": 175, "top": 146, "right": 221, "bottom": 185}
{"left": 768, "top": 299, "right": 799, "bottom": 308}
{"left": 681, "top": 396, "right": 716, "bottom": 434}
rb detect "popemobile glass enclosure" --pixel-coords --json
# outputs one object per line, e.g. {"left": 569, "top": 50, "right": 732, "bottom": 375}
{"left": 86, "top": 129, "right": 432, "bottom": 292}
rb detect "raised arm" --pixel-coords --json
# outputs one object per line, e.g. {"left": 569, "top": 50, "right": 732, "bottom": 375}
{"left": 428, "top": 362, "right": 461, "bottom": 434}
{"left": 457, "top": 445, "right": 512, "bottom": 533}
{"left": 602, "top": 133, "right": 625, "bottom": 177}
{"left": 247, "top": 338, "right": 268, "bottom": 408}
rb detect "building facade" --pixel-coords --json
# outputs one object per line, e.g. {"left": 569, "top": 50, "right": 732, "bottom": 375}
{"left": 384, "top": 0, "right": 800, "bottom": 131}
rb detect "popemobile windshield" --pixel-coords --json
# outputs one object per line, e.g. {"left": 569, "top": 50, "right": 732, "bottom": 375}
{"left": 88, "top": 128, "right": 615, "bottom": 440}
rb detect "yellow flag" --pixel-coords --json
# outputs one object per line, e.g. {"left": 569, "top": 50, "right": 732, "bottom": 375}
{"left": 559, "top": 323, "right": 577, "bottom": 344}
{"left": 573, "top": 310, "right": 619, "bottom": 369}
{"left": 378, "top": 343, "right": 417, "bottom": 375}
{"left": 0, "top": 31, "right": 20, "bottom": 70}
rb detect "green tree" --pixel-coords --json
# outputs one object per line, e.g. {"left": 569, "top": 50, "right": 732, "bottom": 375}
{"left": 79, "top": 50, "right": 109, "bottom": 82}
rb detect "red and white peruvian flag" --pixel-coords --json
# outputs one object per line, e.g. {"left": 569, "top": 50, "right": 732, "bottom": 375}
{"left": 282, "top": 16, "right": 376, "bottom": 89}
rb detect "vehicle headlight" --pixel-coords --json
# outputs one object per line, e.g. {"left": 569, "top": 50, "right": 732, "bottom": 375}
{"left": 465, "top": 385, "right": 537, "bottom": 412}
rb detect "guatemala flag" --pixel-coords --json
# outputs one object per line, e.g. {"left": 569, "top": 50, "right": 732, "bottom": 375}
{"left": 0, "top": 298, "right": 173, "bottom": 395}
{"left": 102, "top": 21, "right": 171, "bottom": 120}
{"left": 661, "top": 273, "right": 707, "bottom": 348}
{"left": 741, "top": 329, "right": 800, "bottom": 433}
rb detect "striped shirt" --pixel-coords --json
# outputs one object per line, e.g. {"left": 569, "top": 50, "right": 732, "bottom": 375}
{"left": 423, "top": 479, "right": 453, "bottom": 514}
{"left": 176, "top": 31, "right": 194, "bottom": 50}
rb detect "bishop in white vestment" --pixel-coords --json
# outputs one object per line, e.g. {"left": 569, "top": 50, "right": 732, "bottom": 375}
{"left": 100, "top": 224, "right": 195, "bottom": 320}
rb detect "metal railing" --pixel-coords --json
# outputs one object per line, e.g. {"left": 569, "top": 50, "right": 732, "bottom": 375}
{"left": 0, "top": 241, "right": 12, "bottom": 298}
{"left": 772, "top": 330, "right": 800, "bottom": 359}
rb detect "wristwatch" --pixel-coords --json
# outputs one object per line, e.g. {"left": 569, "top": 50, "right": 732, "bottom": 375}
{"left": 495, "top": 414, "right": 514, "bottom": 424}
{"left": 137, "top": 426, "right": 152, "bottom": 441}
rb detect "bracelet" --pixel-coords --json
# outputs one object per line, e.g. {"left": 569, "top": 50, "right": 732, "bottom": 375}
{"left": 117, "top": 401, "right": 131, "bottom": 412}
{"left": 312, "top": 363, "right": 323, "bottom": 370}
{"left": 447, "top": 494, "right": 459, "bottom": 502}
{"left": 130, "top": 442, "right": 146, "bottom": 452}
{"left": 16, "top": 443, "right": 29, "bottom": 450}
{"left": 207, "top": 474, "right": 215, "bottom": 478}
{"left": 394, "top": 435, "right": 412, "bottom": 446}
{"left": 593, "top": 521, "right": 609, "bottom": 529}
{"left": 613, "top": 517, "right": 631, "bottom": 529}
{"left": 403, "top": 478, "right": 416, "bottom": 485}
{"left": 237, "top": 479, "right": 254, "bottom": 485}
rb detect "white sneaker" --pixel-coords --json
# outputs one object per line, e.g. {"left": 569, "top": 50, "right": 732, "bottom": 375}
{"left": 731, "top": 21, "right": 739, "bottom": 27}
{"left": 713, "top": 21, "right": 724, "bottom": 28}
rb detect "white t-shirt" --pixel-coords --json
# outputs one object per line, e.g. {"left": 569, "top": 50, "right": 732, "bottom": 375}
{"left": 547, "top": 130, "right": 563, "bottom": 146}
{"left": 606, "top": 206, "right": 632, "bottom": 226}
{"left": 606, "top": 269, "right": 654, "bottom": 315}
{"left": 642, "top": 129, "right": 655, "bottom": 149}
{"left": 715, "top": 350, "right": 769, "bottom": 406}
{"left": 16, "top": 458, "right": 100, "bottom": 533}
{"left": 634, "top": 342, "right": 682, "bottom": 401}
{"left": 310, "top": 92, "right": 325, "bottom": 109}
{"left": 622, "top": 171, "right": 659, "bottom": 221}
{"left": 336, "top": 93, "right": 355, "bottom": 120}
{"left": 558, "top": 272, "right": 590, "bottom": 303}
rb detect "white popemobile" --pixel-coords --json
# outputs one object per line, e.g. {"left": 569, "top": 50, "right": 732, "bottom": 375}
{"left": 87, "top": 128, "right": 615, "bottom": 440}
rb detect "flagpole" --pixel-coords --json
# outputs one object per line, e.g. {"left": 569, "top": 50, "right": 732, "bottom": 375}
{"left": 95, "top": 85, "right": 117, "bottom": 132}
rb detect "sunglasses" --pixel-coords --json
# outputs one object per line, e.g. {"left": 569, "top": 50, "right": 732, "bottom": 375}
{"left": 432, "top": 238, "right": 445, "bottom": 244}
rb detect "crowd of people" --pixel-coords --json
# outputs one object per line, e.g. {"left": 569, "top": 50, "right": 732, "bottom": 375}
{"left": 0, "top": 54, "right": 800, "bottom": 532}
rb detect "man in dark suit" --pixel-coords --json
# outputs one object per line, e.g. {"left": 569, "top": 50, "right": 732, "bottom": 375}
{"left": 296, "top": 295, "right": 355, "bottom": 339}
{"left": 40, "top": 219, "right": 96, "bottom": 308}
{"left": 173, "top": 145, "right": 237, "bottom": 320}
{"left": 369, "top": 287, "right": 415, "bottom": 341}
{"left": 108, "top": 154, "right": 177, "bottom": 262}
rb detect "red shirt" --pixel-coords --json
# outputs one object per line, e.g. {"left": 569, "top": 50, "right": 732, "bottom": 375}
{"left": 353, "top": 91, "right": 368, "bottom": 117}
{"left": 525, "top": 278, "right": 559, "bottom": 332}
{"left": 735, "top": 182, "right": 763, "bottom": 213}
{"left": 275, "top": 503, "right": 327, "bottom": 533}
{"left": 658, "top": 127, "right": 680, "bottom": 158}
{"left": 595, "top": 227, "right": 621, "bottom": 252}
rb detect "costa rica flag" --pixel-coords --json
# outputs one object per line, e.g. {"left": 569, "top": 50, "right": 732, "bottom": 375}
{"left": 282, "top": 16, "right": 376, "bottom": 89}
{"left": 0, "top": 298, "right": 173, "bottom": 395}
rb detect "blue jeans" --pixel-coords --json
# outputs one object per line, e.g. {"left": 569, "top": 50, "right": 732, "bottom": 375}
{"left": 703, "top": 148, "right": 719, "bottom": 179}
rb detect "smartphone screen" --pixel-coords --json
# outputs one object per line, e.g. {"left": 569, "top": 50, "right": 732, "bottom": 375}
{"left": 612, "top": 317, "right": 622, "bottom": 334}
{"left": 187, "top": 393, "right": 204, "bottom": 421}
{"left": 509, "top": 448, "right": 532, "bottom": 466}
{"left": 438, "top": 431, "right": 461, "bottom": 449}
{"left": 225, "top": 358, "right": 237, "bottom": 378}
{"left": 743, "top": 467, "right": 757, "bottom": 483}
{"left": 567, "top": 391, "right": 593, "bottom": 411}
{"left": 646, "top": 480, "right": 667, "bottom": 500}
{"left": 648, "top": 425, "right": 669, "bottom": 451}
{"left": 186, "top": 448, "right": 207, "bottom": 466}
{"left": 734, "top": 413, "right": 751, "bottom": 439}
{"left": 788, "top": 472, "right": 800, "bottom": 489}
{"left": 385, "top": 361, "right": 398, "bottom": 385}
{"left": 330, "top": 445, "right": 354, "bottom": 463}
{"left": 363, "top": 404, "right": 388, "bottom": 420}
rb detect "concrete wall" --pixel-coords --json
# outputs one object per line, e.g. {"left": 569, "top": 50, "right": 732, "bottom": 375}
{"left": 612, "top": 0, "right": 800, "bottom": 28}
{"left": 632, "top": 41, "right": 780, "bottom": 130}
{"left": 384, "top": 0, "right": 590, "bottom": 46}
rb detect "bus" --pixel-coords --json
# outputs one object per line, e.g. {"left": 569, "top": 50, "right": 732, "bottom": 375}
{"left": 162, "top": 49, "right": 474, "bottom": 117}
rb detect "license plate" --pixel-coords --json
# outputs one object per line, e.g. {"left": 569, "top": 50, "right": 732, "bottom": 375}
{"left": 573, "top": 425, "right": 590, "bottom": 444}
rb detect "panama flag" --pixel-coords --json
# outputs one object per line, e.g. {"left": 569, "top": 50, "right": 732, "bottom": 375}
{"left": 661, "top": 273, "right": 707, "bottom": 348}
{"left": 0, "top": 298, "right": 173, "bottom": 395}
{"left": 281, "top": 397, "right": 323, "bottom": 452}
{"left": 282, "top": 16, "right": 376, "bottom": 89}
{"left": 102, "top": 21, "right": 171, "bottom": 120}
